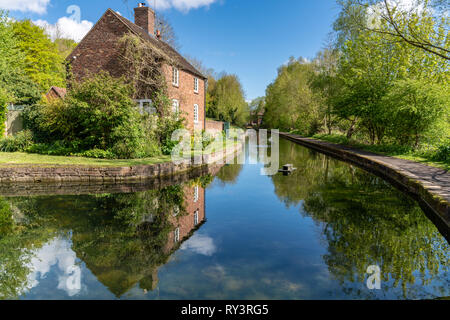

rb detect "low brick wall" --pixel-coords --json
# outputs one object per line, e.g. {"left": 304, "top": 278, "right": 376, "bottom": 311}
{"left": 0, "top": 142, "right": 243, "bottom": 185}
{"left": 280, "top": 133, "right": 450, "bottom": 238}
{"left": 206, "top": 119, "right": 224, "bottom": 133}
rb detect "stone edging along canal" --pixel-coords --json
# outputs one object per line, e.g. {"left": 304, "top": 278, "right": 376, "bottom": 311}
{"left": 0, "top": 142, "right": 243, "bottom": 185}
{"left": 280, "top": 133, "right": 450, "bottom": 236}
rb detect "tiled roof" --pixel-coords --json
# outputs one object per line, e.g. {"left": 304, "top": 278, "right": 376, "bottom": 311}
{"left": 108, "top": 9, "right": 206, "bottom": 80}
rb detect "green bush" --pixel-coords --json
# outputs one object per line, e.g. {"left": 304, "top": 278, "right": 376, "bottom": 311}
{"left": 432, "top": 140, "right": 450, "bottom": 162}
{"left": 26, "top": 141, "right": 74, "bottom": 156}
{"left": 75, "top": 149, "right": 116, "bottom": 159}
{"left": 0, "top": 130, "right": 34, "bottom": 152}
{"left": 145, "top": 91, "right": 184, "bottom": 156}
{"left": 312, "top": 133, "right": 350, "bottom": 145}
{"left": 24, "top": 73, "right": 165, "bottom": 159}
{"left": 22, "top": 104, "right": 53, "bottom": 143}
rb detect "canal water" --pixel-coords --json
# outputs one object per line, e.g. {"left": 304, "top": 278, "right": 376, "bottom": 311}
{"left": 0, "top": 138, "right": 448, "bottom": 300}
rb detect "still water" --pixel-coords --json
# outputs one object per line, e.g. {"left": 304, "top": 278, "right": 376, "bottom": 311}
{"left": 0, "top": 138, "right": 448, "bottom": 300}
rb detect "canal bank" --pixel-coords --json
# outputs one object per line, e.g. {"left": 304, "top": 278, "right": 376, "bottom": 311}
{"left": 280, "top": 132, "right": 450, "bottom": 235}
{"left": 0, "top": 142, "right": 243, "bottom": 184}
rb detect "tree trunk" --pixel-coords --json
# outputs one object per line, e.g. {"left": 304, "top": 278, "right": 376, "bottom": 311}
{"left": 415, "top": 133, "right": 420, "bottom": 149}
{"left": 346, "top": 119, "right": 357, "bottom": 139}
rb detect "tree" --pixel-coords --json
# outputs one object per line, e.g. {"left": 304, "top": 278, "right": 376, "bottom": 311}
{"left": 248, "top": 97, "right": 265, "bottom": 126}
{"left": 0, "top": 12, "right": 41, "bottom": 107}
{"left": 54, "top": 38, "right": 77, "bottom": 59}
{"left": 383, "top": 79, "right": 449, "bottom": 147}
{"left": 264, "top": 58, "right": 322, "bottom": 135}
{"left": 336, "top": 0, "right": 449, "bottom": 60}
{"left": 310, "top": 49, "right": 341, "bottom": 135}
{"left": 12, "top": 20, "right": 66, "bottom": 92}
{"left": 0, "top": 86, "right": 11, "bottom": 134}
{"left": 207, "top": 74, "right": 249, "bottom": 127}
{"left": 155, "top": 14, "right": 180, "bottom": 50}
{"left": 331, "top": 2, "right": 449, "bottom": 144}
{"left": 119, "top": 33, "right": 169, "bottom": 101}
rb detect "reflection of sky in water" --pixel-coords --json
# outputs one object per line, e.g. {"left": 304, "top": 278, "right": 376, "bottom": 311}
{"left": 180, "top": 233, "right": 217, "bottom": 256}
{"left": 20, "top": 236, "right": 117, "bottom": 300}
{"left": 24, "top": 236, "right": 82, "bottom": 297}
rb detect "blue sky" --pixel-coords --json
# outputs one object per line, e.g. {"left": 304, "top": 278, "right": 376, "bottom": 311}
{"left": 3, "top": 0, "right": 340, "bottom": 100}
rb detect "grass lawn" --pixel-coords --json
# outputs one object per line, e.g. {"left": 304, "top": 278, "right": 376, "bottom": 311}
{"left": 0, "top": 139, "right": 240, "bottom": 168}
{"left": 310, "top": 133, "right": 450, "bottom": 171}
{"left": 0, "top": 152, "right": 172, "bottom": 167}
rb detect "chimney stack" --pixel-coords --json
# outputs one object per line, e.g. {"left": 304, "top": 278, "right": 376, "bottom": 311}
{"left": 134, "top": 3, "right": 155, "bottom": 35}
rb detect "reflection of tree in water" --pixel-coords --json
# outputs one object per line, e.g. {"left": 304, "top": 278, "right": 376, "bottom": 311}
{"left": 271, "top": 140, "right": 450, "bottom": 299}
{"left": 215, "top": 164, "right": 243, "bottom": 186}
{"left": 0, "top": 182, "right": 203, "bottom": 298}
{"left": 0, "top": 197, "right": 56, "bottom": 299}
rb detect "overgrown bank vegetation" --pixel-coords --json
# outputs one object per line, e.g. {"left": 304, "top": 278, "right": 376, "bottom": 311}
{"left": 262, "top": 0, "right": 449, "bottom": 168}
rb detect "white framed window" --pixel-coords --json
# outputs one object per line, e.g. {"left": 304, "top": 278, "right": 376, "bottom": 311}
{"left": 194, "top": 186, "right": 199, "bottom": 203}
{"left": 174, "top": 227, "right": 180, "bottom": 243}
{"left": 172, "top": 99, "right": 179, "bottom": 120}
{"left": 194, "top": 210, "right": 199, "bottom": 226}
{"left": 172, "top": 67, "right": 179, "bottom": 87}
{"left": 194, "top": 77, "right": 199, "bottom": 93}
{"left": 194, "top": 104, "right": 199, "bottom": 124}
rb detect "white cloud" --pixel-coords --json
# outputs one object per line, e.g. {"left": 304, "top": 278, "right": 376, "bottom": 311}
{"left": 0, "top": 0, "right": 50, "bottom": 14}
{"left": 154, "top": 0, "right": 219, "bottom": 12}
{"left": 34, "top": 17, "right": 93, "bottom": 42}
{"left": 180, "top": 233, "right": 217, "bottom": 256}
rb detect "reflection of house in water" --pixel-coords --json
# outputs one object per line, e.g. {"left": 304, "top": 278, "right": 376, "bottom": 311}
{"left": 166, "top": 184, "right": 205, "bottom": 252}
{"left": 81, "top": 184, "right": 206, "bottom": 297}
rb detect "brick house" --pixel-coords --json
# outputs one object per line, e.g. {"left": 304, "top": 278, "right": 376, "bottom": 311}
{"left": 67, "top": 4, "right": 207, "bottom": 131}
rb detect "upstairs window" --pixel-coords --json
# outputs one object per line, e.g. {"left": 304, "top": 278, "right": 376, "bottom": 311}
{"left": 194, "top": 104, "right": 199, "bottom": 124}
{"left": 174, "top": 228, "right": 180, "bottom": 243}
{"left": 194, "top": 77, "right": 199, "bottom": 93}
{"left": 172, "top": 67, "right": 179, "bottom": 87}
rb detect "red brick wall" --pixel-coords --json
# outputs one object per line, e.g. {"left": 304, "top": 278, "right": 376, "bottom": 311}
{"left": 70, "top": 10, "right": 128, "bottom": 81}
{"left": 206, "top": 119, "right": 224, "bottom": 133}
{"left": 162, "top": 64, "right": 205, "bottom": 132}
